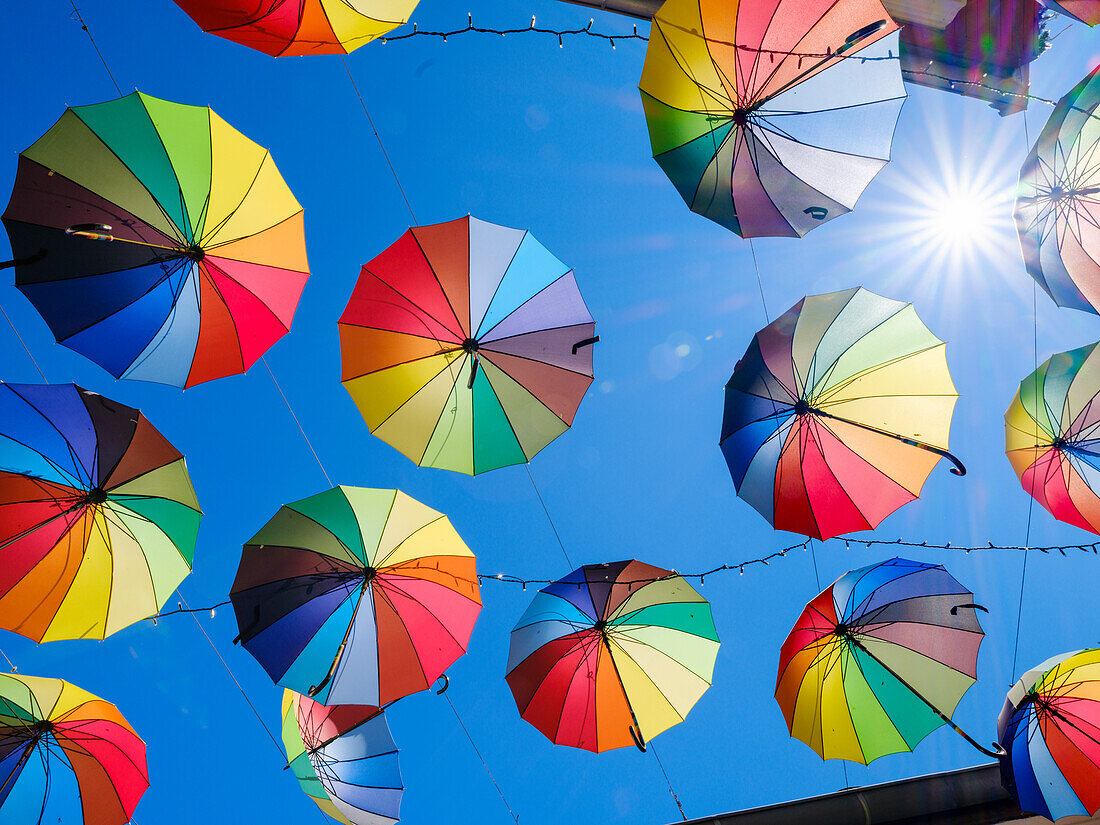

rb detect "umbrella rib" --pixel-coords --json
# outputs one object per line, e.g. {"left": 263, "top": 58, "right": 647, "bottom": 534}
{"left": 309, "top": 581, "right": 370, "bottom": 700}
{"left": 198, "top": 151, "right": 271, "bottom": 246}
{"left": 739, "top": 129, "right": 800, "bottom": 235}
{"left": 406, "top": 230, "right": 468, "bottom": 339}
{"left": 476, "top": 272, "right": 586, "bottom": 343}
{"left": 471, "top": 231, "right": 529, "bottom": 340}
{"left": 846, "top": 635, "right": 1001, "bottom": 757}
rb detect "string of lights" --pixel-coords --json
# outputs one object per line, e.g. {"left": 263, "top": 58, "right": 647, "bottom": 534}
{"left": 150, "top": 532, "right": 1100, "bottom": 619}
{"left": 381, "top": 15, "right": 1066, "bottom": 111}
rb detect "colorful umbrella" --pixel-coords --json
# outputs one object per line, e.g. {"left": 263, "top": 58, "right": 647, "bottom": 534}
{"left": 1016, "top": 65, "right": 1100, "bottom": 314}
{"left": 0, "top": 673, "right": 148, "bottom": 825}
{"left": 1, "top": 91, "right": 309, "bottom": 387}
{"left": 231, "top": 486, "right": 480, "bottom": 706}
{"left": 281, "top": 690, "right": 401, "bottom": 825}
{"left": 1040, "top": 1, "right": 1100, "bottom": 26}
{"left": 172, "top": 0, "right": 418, "bottom": 56}
{"left": 339, "top": 215, "right": 596, "bottom": 474}
{"left": 638, "top": 0, "right": 905, "bottom": 237}
{"left": 775, "top": 557, "right": 993, "bottom": 764}
{"left": 506, "top": 560, "right": 719, "bottom": 752}
{"left": 0, "top": 382, "right": 201, "bottom": 642}
{"left": 999, "top": 649, "right": 1100, "bottom": 820}
{"left": 720, "top": 287, "right": 962, "bottom": 540}
{"left": 1006, "top": 342, "right": 1100, "bottom": 534}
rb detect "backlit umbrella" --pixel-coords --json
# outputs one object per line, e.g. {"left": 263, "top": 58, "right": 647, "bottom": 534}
{"left": 999, "top": 649, "right": 1100, "bottom": 820}
{"left": 1016, "top": 65, "right": 1100, "bottom": 314}
{"left": 172, "top": 0, "right": 419, "bottom": 56}
{"left": 506, "top": 560, "right": 719, "bottom": 752}
{"left": 231, "top": 486, "right": 480, "bottom": 706}
{"left": 281, "top": 690, "right": 400, "bottom": 825}
{"left": 339, "top": 216, "right": 596, "bottom": 474}
{"left": 1, "top": 91, "right": 309, "bottom": 387}
{"left": 0, "top": 673, "right": 148, "bottom": 825}
{"left": 1040, "top": 1, "right": 1100, "bottom": 26}
{"left": 1006, "top": 342, "right": 1100, "bottom": 534}
{"left": 0, "top": 382, "right": 201, "bottom": 641}
{"left": 720, "top": 287, "right": 962, "bottom": 540}
{"left": 639, "top": 0, "right": 905, "bottom": 237}
{"left": 776, "top": 557, "right": 993, "bottom": 764}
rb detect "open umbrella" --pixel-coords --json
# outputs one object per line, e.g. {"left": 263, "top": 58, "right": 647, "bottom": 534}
{"left": 0, "top": 382, "right": 201, "bottom": 641}
{"left": 0, "top": 673, "right": 148, "bottom": 825}
{"left": 638, "top": 0, "right": 905, "bottom": 237}
{"left": 506, "top": 560, "right": 719, "bottom": 752}
{"left": 720, "top": 287, "right": 962, "bottom": 540}
{"left": 281, "top": 690, "right": 401, "bottom": 825}
{"left": 776, "top": 557, "right": 994, "bottom": 763}
{"left": 231, "top": 486, "right": 480, "bottom": 706}
{"left": 1016, "top": 65, "right": 1100, "bottom": 314}
{"left": 172, "top": 0, "right": 419, "bottom": 56}
{"left": 339, "top": 216, "right": 596, "bottom": 474}
{"left": 1006, "top": 342, "right": 1100, "bottom": 534}
{"left": 999, "top": 648, "right": 1100, "bottom": 820}
{"left": 1, "top": 91, "right": 309, "bottom": 387}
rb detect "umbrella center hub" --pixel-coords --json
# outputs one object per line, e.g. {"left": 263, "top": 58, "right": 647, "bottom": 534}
{"left": 794, "top": 399, "right": 812, "bottom": 416}
{"left": 732, "top": 107, "right": 753, "bottom": 127}
{"left": 182, "top": 244, "right": 205, "bottom": 263}
{"left": 594, "top": 620, "right": 608, "bottom": 634}
{"left": 833, "top": 622, "right": 853, "bottom": 639}
{"left": 462, "top": 338, "right": 479, "bottom": 354}
{"left": 83, "top": 487, "right": 108, "bottom": 505}
{"left": 30, "top": 720, "right": 52, "bottom": 739}
{"left": 363, "top": 567, "right": 377, "bottom": 583}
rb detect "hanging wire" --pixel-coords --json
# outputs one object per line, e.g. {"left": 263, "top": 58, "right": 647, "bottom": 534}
{"left": 0, "top": 303, "right": 47, "bottom": 383}
{"left": 340, "top": 55, "right": 418, "bottom": 226}
{"left": 68, "top": 3, "right": 122, "bottom": 97}
{"left": 261, "top": 357, "right": 333, "bottom": 488}
{"left": 524, "top": 464, "right": 574, "bottom": 568}
{"left": 0, "top": 647, "right": 15, "bottom": 674}
{"left": 650, "top": 742, "right": 688, "bottom": 821}
{"left": 443, "top": 693, "right": 520, "bottom": 825}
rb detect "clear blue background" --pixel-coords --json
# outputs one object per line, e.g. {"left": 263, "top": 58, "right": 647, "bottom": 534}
{"left": 2, "top": 3, "right": 1100, "bottom": 824}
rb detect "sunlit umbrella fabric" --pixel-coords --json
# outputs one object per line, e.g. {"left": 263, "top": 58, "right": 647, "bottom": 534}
{"left": 1039, "top": 1, "right": 1100, "bottom": 26}
{"left": 1016, "top": 65, "right": 1100, "bottom": 314}
{"left": 506, "top": 560, "right": 719, "bottom": 752}
{"left": 339, "top": 216, "right": 595, "bottom": 474}
{"left": 172, "top": 0, "right": 418, "bottom": 56}
{"left": 775, "top": 557, "right": 983, "bottom": 764}
{"left": 0, "top": 673, "right": 148, "bottom": 825}
{"left": 638, "top": 0, "right": 905, "bottom": 237}
{"left": 720, "top": 287, "right": 959, "bottom": 539}
{"left": 1006, "top": 342, "right": 1100, "bottom": 534}
{"left": 1, "top": 91, "right": 309, "bottom": 387}
{"left": 281, "top": 690, "right": 400, "bottom": 825}
{"left": 0, "top": 383, "right": 200, "bottom": 641}
{"left": 998, "top": 649, "right": 1100, "bottom": 820}
{"left": 231, "top": 486, "right": 480, "bottom": 706}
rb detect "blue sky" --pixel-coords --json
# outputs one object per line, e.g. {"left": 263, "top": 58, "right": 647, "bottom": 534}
{"left": 4, "top": 2, "right": 1100, "bottom": 824}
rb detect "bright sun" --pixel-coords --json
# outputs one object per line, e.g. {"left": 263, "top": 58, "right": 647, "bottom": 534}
{"left": 929, "top": 188, "right": 1002, "bottom": 250}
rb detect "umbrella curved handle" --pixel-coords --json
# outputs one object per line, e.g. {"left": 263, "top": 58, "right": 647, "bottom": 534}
{"left": 572, "top": 336, "right": 600, "bottom": 355}
{"left": 951, "top": 603, "right": 988, "bottom": 615}
{"left": 0, "top": 248, "right": 46, "bottom": 270}
{"left": 629, "top": 725, "right": 647, "bottom": 753}
{"left": 434, "top": 673, "right": 450, "bottom": 695}
{"left": 467, "top": 354, "right": 480, "bottom": 389}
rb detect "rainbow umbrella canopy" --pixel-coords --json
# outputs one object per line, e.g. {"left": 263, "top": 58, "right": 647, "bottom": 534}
{"left": 281, "top": 691, "right": 401, "bottom": 825}
{"left": 0, "top": 383, "right": 201, "bottom": 642}
{"left": 172, "top": 0, "right": 419, "bottom": 56}
{"left": 0, "top": 673, "right": 148, "bottom": 825}
{"left": 1016, "top": 65, "right": 1100, "bottom": 314}
{"left": 776, "top": 558, "right": 988, "bottom": 764}
{"left": 638, "top": 0, "right": 905, "bottom": 237}
{"left": 1, "top": 91, "right": 308, "bottom": 387}
{"left": 999, "top": 649, "right": 1100, "bottom": 820}
{"left": 506, "top": 560, "right": 719, "bottom": 753}
{"left": 1006, "top": 342, "right": 1100, "bottom": 534}
{"left": 231, "top": 486, "right": 480, "bottom": 706}
{"left": 339, "top": 216, "right": 596, "bottom": 475}
{"left": 720, "top": 287, "right": 961, "bottom": 540}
